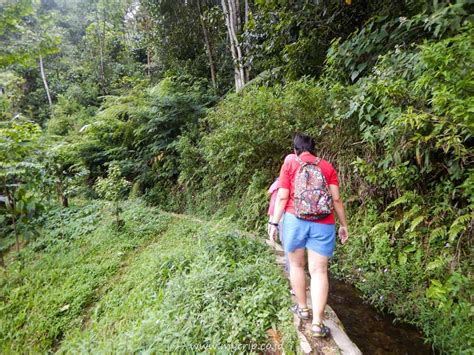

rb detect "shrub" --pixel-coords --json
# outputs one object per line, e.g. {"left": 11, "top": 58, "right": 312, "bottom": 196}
{"left": 177, "top": 79, "right": 358, "bottom": 227}
{"left": 176, "top": 24, "right": 473, "bottom": 352}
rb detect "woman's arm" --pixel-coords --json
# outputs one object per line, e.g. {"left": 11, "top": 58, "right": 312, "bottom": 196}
{"left": 267, "top": 188, "right": 289, "bottom": 241}
{"left": 329, "top": 184, "right": 349, "bottom": 244}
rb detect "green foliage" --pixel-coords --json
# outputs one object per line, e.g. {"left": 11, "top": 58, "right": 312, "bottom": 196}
{"left": 66, "top": 75, "right": 216, "bottom": 210}
{"left": 94, "top": 164, "right": 130, "bottom": 202}
{"left": 0, "top": 71, "right": 25, "bottom": 120}
{"left": 46, "top": 95, "right": 95, "bottom": 136}
{"left": 0, "top": 0, "right": 34, "bottom": 67}
{"left": 325, "top": 25, "right": 474, "bottom": 352}
{"left": 95, "top": 163, "right": 130, "bottom": 225}
{"left": 0, "top": 121, "right": 41, "bottom": 175}
{"left": 1, "top": 0, "right": 473, "bottom": 353}
{"left": 330, "top": 206, "right": 474, "bottom": 353}
{"left": 245, "top": 0, "right": 418, "bottom": 81}
{"left": 345, "top": 25, "right": 473, "bottom": 199}
{"left": 1, "top": 0, "right": 149, "bottom": 123}
{"left": 324, "top": 1, "right": 473, "bottom": 83}
{"left": 0, "top": 199, "right": 297, "bottom": 353}
{"left": 0, "top": 120, "right": 44, "bottom": 252}
{"left": 0, "top": 199, "right": 168, "bottom": 351}
{"left": 140, "top": 0, "right": 233, "bottom": 92}
{"left": 174, "top": 23, "right": 473, "bottom": 352}
{"left": 177, "top": 78, "right": 357, "bottom": 227}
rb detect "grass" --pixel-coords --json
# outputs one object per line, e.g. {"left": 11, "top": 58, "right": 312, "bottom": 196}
{"left": 0, "top": 199, "right": 298, "bottom": 353}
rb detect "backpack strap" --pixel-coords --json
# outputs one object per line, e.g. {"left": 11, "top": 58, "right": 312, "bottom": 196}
{"left": 296, "top": 155, "right": 321, "bottom": 166}
{"left": 295, "top": 155, "right": 306, "bottom": 166}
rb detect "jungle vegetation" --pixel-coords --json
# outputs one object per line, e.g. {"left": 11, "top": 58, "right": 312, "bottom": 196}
{"left": 1, "top": 0, "right": 473, "bottom": 352}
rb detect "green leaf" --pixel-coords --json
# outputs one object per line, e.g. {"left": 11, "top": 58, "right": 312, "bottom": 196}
{"left": 426, "top": 257, "right": 445, "bottom": 271}
{"left": 403, "top": 245, "right": 417, "bottom": 253}
{"left": 426, "top": 279, "right": 447, "bottom": 302}
{"left": 398, "top": 253, "right": 407, "bottom": 265}
{"left": 409, "top": 215, "right": 425, "bottom": 232}
{"left": 429, "top": 226, "right": 446, "bottom": 242}
{"left": 448, "top": 214, "right": 472, "bottom": 242}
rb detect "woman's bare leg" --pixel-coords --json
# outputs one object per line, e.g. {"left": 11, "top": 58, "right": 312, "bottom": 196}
{"left": 307, "top": 249, "right": 329, "bottom": 324}
{"left": 288, "top": 248, "right": 307, "bottom": 308}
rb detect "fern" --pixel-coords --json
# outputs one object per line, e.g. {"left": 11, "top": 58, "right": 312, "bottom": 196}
{"left": 429, "top": 226, "right": 447, "bottom": 242}
{"left": 370, "top": 222, "right": 392, "bottom": 234}
{"left": 387, "top": 192, "right": 416, "bottom": 209}
{"left": 409, "top": 215, "right": 425, "bottom": 232}
{"left": 448, "top": 214, "right": 472, "bottom": 242}
{"left": 426, "top": 256, "right": 447, "bottom": 271}
{"left": 403, "top": 205, "right": 421, "bottom": 222}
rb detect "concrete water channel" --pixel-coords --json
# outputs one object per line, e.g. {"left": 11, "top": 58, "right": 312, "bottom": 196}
{"left": 328, "top": 278, "right": 434, "bottom": 354}
{"left": 267, "top": 240, "right": 434, "bottom": 354}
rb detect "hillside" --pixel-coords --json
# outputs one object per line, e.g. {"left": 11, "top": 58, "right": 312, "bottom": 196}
{"left": 1, "top": 1, "right": 473, "bottom": 353}
{"left": 0, "top": 200, "right": 297, "bottom": 353}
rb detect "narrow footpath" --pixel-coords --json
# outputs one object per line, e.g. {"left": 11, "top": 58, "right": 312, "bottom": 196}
{"left": 266, "top": 240, "right": 361, "bottom": 355}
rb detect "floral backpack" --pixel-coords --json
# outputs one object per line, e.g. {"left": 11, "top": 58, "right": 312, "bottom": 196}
{"left": 294, "top": 156, "right": 333, "bottom": 220}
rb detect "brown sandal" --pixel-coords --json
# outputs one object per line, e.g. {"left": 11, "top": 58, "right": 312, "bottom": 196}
{"left": 291, "top": 304, "right": 310, "bottom": 320}
{"left": 311, "top": 322, "right": 330, "bottom": 337}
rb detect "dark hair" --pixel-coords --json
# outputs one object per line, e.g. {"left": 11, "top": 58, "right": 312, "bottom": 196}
{"left": 293, "top": 133, "right": 315, "bottom": 155}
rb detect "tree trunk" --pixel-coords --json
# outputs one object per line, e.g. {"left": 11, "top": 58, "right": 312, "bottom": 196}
{"left": 146, "top": 48, "right": 151, "bottom": 78}
{"left": 197, "top": 0, "right": 217, "bottom": 89}
{"left": 6, "top": 186, "right": 20, "bottom": 253}
{"left": 244, "top": 0, "right": 249, "bottom": 24}
{"left": 116, "top": 202, "right": 119, "bottom": 225}
{"left": 39, "top": 54, "right": 52, "bottom": 108}
{"left": 62, "top": 195, "right": 69, "bottom": 208}
{"left": 57, "top": 181, "right": 68, "bottom": 208}
{"left": 13, "top": 214, "right": 19, "bottom": 253}
{"left": 142, "top": 11, "right": 152, "bottom": 78}
{"left": 234, "top": 0, "right": 241, "bottom": 31}
{"left": 95, "top": 8, "right": 106, "bottom": 93}
{"left": 244, "top": 0, "right": 250, "bottom": 82}
{"left": 222, "top": 0, "right": 246, "bottom": 91}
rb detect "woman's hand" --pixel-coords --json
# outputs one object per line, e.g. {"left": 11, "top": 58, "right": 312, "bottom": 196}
{"left": 329, "top": 185, "right": 349, "bottom": 244}
{"left": 267, "top": 223, "right": 279, "bottom": 242}
{"left": 339, "top": 226, "right": 349, "bottom": 244}
{"left": 268, "top": 188, "right": 289, "bottom": 243}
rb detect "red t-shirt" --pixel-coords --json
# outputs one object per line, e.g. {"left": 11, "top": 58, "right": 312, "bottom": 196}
{"left": 279, "top": 152, "right": 339, "bottom": 224}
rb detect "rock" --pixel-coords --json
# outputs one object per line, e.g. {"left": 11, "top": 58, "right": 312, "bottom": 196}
{"left": 59, "top": 304, "right": 70, "bottom": 312}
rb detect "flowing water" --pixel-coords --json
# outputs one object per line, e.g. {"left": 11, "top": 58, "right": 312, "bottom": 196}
{"left": 327, "top": 277, "right": 435, "bottom": 355}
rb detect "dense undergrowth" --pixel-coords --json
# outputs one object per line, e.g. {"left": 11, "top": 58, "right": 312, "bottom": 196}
{"left": 0, "top": 199, "right": 297, "bottom": 353}
{"left": 2, "top": 3, "right": 473, "bottom": 354}
{"left": 179, "top": 24, "right": 473, "bottom": 353}
{"left": 180, "top": 27, "right": 473, "bottom": 352}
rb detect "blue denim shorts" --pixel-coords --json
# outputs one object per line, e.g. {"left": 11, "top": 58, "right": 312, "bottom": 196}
{"left": 282, "top": 213, "right": 336, "bottom": 257}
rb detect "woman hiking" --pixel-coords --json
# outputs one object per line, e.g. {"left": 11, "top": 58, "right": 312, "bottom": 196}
{"left": 267, "top": 132, "right": 349, "bottom": 337}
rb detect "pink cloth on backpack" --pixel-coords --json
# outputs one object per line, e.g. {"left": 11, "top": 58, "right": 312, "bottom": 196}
{"left": 267, "top": 179, "right": 280, "bottom": 216}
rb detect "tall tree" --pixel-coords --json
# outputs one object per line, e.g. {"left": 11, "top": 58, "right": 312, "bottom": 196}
{"left": 38, "top": 54, "right": 52, "bottom": 107}
{"left": 1, "top": 1, "right": 60, "bottom": 111}
{"left": 140, "top": 0, "right": 231, "bottom": 90}
{"left": 221, "top": 0, "right": 247, "bottom": 91}
{"left": 197, "top": 0, "right": 217, "bottom": 88}
{"left": 94, "top": 5, "right": 107, "bottom": 92}
{"left": 30, "top": 11, "right": 61, "bottom": 110}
